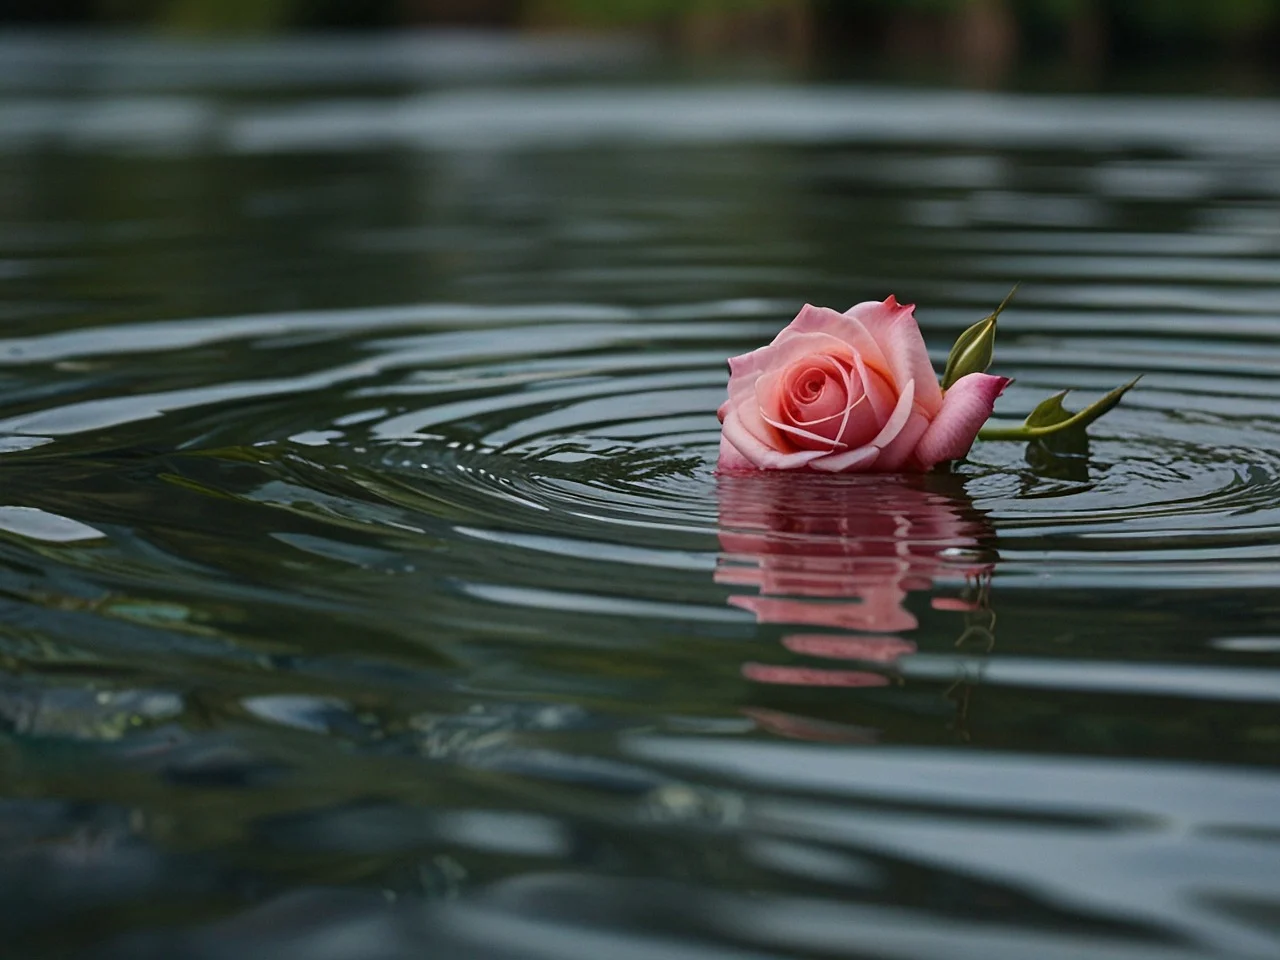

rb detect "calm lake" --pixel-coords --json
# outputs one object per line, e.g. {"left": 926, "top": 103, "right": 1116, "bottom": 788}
{"left": 3, "top": 32, "right": 1280, "bottom": 960}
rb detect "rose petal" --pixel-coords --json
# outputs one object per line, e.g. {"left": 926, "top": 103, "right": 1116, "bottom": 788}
{"left": 775, "top": 304, "right": 892, "bottom": 379}
{"left": 761, "top": 408, "right": 846, "bottom": 450}
{"left": 757, "top": 367, "right": 847, "bottom": 451}
{"left": 833, "top": 393, "right": 884, "bottom": 449}
{"left": 868, "top": 377, "right": 916, "bottom": 449}
{"left": 852, "top": 352, "right": 895, "bottom": 425}
{"left": 726, "top": 331, "right": 855, "bottom": 409}
{"left": 721, "top": 405, "right": 829, "bottom": 470}
{"left": 758, "top": 356, "right": 850, "bottom": 436}
{"left": 808, "top": 443, "right": 879, "bottom": 473}
{"left": 734, "top": 392, "right": 789, "bottom": 449}
{"left": 758, "top": 356, "right": 884, "bottom": 452}
{"left": 874, "top": 410, "right": 930, "bottom": 472}
{"left": 914, "top": 373, "right": 1012, "bottom": 470}
{"left": 810, "top": 378, "right": 916, "bottom": 473}
{"left": 784, "top": 359, "right": 848, "bottom": 422}
{"left": 716, "top": 434, "right": 757, "bottom": 471}
{"left": 846, "top": 296, "right": 943, "bottom": 418}
{"left": 829, "top": 355, "right": 862, "bottom": 446}
{"left": 753, "top": 366, "right": 796, "bottom": 432}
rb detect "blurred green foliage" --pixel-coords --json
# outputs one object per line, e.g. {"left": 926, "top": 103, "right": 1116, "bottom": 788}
{"left": 60, "top": 0, "right": 1280, "bottom": 44}
{"left": 534, "top": 0, "right": 1280, "bottom": 33}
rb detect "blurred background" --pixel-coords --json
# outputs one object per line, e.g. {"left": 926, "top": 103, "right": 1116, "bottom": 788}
{"left": 1, "top": 0, "right": 1279, "bottom": 86}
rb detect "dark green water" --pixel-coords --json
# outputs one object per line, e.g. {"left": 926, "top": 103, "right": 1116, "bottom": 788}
{"left": 3, "top": 32, "right": 1280, "bottom": 960}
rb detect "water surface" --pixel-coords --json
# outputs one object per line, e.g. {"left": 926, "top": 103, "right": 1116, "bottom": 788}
{"left": 2, "top": 33, "right": 1280, "bottom": 960}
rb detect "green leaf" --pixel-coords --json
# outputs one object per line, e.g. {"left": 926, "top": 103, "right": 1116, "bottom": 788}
{"left": 1023, "top": 390, "right": 1071, "bottom": 429}
{"left": 941, "top": 284, "right": 1018, "bottom": 390}
{"left": 978, "top": 377, "right": 1141, "bottom": 442}
{"left": 1024, "top": 389, "right": 1090, "bottom": 475}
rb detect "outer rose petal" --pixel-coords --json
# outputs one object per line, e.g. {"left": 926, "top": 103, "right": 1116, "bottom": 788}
{"left": 846, "top": 296, "right": 944, "bottom": 418}
{"left": 717, "top": 434, "right": 755, "bottom": 471}
{"left": 914, "top": 373, "right": 1012, "bottom": 470}
{"left": 875, "top": 410, "right": 930, "bottom": 472}
{"left": 721, "top": 404, "right": 829, "bottom": 470}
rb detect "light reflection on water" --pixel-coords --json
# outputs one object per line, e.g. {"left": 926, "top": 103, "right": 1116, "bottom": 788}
{"left": 1, "top": 31, "right": 1280, "bottom": 960}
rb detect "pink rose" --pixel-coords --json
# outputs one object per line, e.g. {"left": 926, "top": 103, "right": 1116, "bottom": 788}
{"left": 717, "top": 296, "right": 1010, "bottom": 473}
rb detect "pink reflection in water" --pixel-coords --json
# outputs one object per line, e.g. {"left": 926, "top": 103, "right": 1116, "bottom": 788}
{"left": 781, "top": 634, "right": 917, "bottom": 662}
{"left": 741, "top": 663, "right": 890, "bottom": 687}
{"left": 716, "top": 473, "right": 995, "bottom": 722}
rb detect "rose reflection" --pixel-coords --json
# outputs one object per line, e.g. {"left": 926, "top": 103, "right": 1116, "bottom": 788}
{"left": 716, "top": 473, "right": 996, "bottom": 712}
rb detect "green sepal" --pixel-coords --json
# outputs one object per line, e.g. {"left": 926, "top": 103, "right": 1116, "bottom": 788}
{"left": 978, "top": 377, "right": 1141, "bottom": 442}
{"left": 941, "top": 284, "right": 1018, "bottom": 391}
